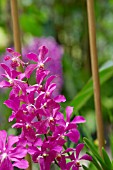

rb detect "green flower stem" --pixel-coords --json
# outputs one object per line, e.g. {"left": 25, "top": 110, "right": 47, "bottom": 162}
{"left": 25, "top": 154, "right": 32, "bottom": 170}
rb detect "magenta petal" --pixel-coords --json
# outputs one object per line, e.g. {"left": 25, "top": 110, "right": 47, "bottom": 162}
{"left": 63, "top": 148, "right": 74, "bottom": 154}
{"left": 56, "top": 118, "right": 66, "bottom": 127}
{"left": 10, "top": 146, "right": 27, "bottom": 159}
{"left": 18, "top": 72, "right": 25, "bottom": 80}
{"left": 11, "top": 70, "right": 21, "bottom": 79}
{"left": 28, "top": 146, "right": 41, "bottom": 155}
{"left": 0, "top": 158, "right": 13, "bottom": 170}
{"left": 43, "top": 56, "right": 51, "bottom": 63}
{"left": 34, "top": 138, "right": 43, "bottom": 147}
{"left": 28, "top": 91, "right": 35, "bottom": 104}
{"left": 80, "top": 154, "right": 92, "bottom": 161}
{"left": 66, "top": 129, "right": 80, "bottom": 143}
{"left": 54, "top": 95, "right": 66, "bottom": 103}
{"left": 45, "top": 75, "right": 56, "bottom": 89}
{"left": 72, "top": 166, "right": 78, "bottom": 170}
{"left": 6, "top": 48, "right": 14, "bottom": 53}
{"left": 66, "top": 122, "right": 77, "bottom": 131}
{"left": 38, "top": 46, "right": 48, "bottom": 61}
{"left": 52, "top": 145, "right": 62, "bottom": 152}
{"left": 72, "top": 116, "right": 86, "bottom": 124}
{"left": 39, "top": 157, "right": 46, "bottom": 170}
{"left": 66, "top": 161, "right": 74, "bottom": 170}
{"left": 13, "top": 51, "right": 21, "bottom": 57}
{"left": 1, "top": 63, "right": 11, "bottom": 77}
{"left": 4, "top": 55, "right": 11, "bottom": 61}
{"left": 12, "top": 123, "right": 23, "bottom": 128}
{"left": 9, "top": 112, "right": 16, "bottom": 122}
{"left": 25, "top": 64, "right": 37, "bottom": 78}
{"left": 48, "top": 83, "right": 56, "bottom": 94}
{"left": 66, "top": 106, "right": 73, "bottom": 122}
{"left": 76, "top": 143, "right": 84, "bottom": 158}
{"left": 4, "top": 98, "right": 19, "bottom": 112}
{"left": 14, "top": 79, "right": 28, "bottom": 94}
{"left": 58, "top": 155, "right": 66, "bottom": 170}
{"left": 27, "top": 52, "right": 38, "bottom": 62}
{"left": 28, "top": 147, "right": 37, "bottom": 155}
{"left": 13, "top": 159, "right": 29, "bottom": 169}
{"left": 7, "top": 135, "right": 18, "bottom": 150}
{"left": 0, "top": 130, "right": 7, "bottom": 149}
{"left": 0, "top": 80, "right": 11, "bottom": 88}
{"left": 36, "top": 70, "right": 48, "bottom": 84}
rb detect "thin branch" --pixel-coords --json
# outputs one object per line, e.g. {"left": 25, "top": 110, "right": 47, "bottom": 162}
{"left": 87, "top": 0, "right": 105, "bottom": 156}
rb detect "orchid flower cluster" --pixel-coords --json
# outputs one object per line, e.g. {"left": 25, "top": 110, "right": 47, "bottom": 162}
{"left": 22, "top": 37, "right": 63, "bottom": 96}
{"left": 0, "top": 46, "right": 92, "bottom": 170}
{"left": 0, "top": 37, "right": 63, "bottom": 97}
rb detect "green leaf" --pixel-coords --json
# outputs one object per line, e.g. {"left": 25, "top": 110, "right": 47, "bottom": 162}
{"left": 109, "top": 134, "right": 113, "bottom": 158}
{"left": 102, "top": 147, "right": 112, "bottom": 169}
{"left": 82, "top": 165, "right": 89, "bottom": 170}
{"left": 70, "top": 61, "right": 113, "bottom": 111}
{"left": 83, "top": 138, "right": 108, "bottom": 169}
{"left": 91, "top": 155, "right": 102, "bottom": 170}
{"left": 111, "top": 160, "right": 113, "bottom": 169}
{"left": 87, "top": 152, "right": 102, "bottom": 170}
{"left": 83, "top": 138, "right": 100, "bottom": 158}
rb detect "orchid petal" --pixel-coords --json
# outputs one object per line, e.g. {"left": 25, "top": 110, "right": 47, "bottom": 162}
{"left": 25, "top": 64, "right": 37, "bottom": 78}
{"left": 1, "top": 63, "right": 11, "bottom": 77}
{"left": 76, "top": 143, "right": 84, "bottom": 159}
{"left": 54, "top": 95, "right": 66, "bottom": 103}
{"left": 13, "top": 159, "right": 29, "bottom": 169}
{"left": 7, "top": 135, "right": 18, "bottom": 150}
{"left": 0, "top": 130, "right": 7, "bottom": 149}
{"left": 80, "top": 154, "right": 92, "bottom": 161}
{"left": 10, "top": 146, "right": 27, "bottom": 159}
{"left": 0, "top": 158, "right": 13, "bottom": 170}
{"left": 72, "top": 116, "right": 86, "bottom": 124}
{"left": 27, "top": 52, "right": 38, "bottom": 62}
{"left": 4, "top": 98, "right": 20, "bottom": 112}
{"left": 45, "top": 75, "right": 56, "bottom": 89}
{"left": 66, "top": 129, "right": 80, "bottom": 143}
{"left": 66, "top": 106, "right": 73, "bottom": 122}
{"left": 0, "top": 80, "right": 11, "bottom": 88}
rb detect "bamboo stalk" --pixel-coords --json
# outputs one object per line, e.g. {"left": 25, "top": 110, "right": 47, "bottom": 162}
{"left": 10, "top": 0, "right": 23, "bottom": 72}
{"left": 87, "top": 0, "right": 105, "bottom": 156}
{"left": 10, "top": 0, "right": 21, "bottom": 54}
{"left": 10, "top": 0, "right": 32, "bottom": 169}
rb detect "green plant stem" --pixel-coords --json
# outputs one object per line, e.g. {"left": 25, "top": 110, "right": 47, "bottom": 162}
{"left": 87, "top": 0, "right": 105, "bottom": 156}
{"left": 25, "top": 153, "right": 32, "bottom": 170}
